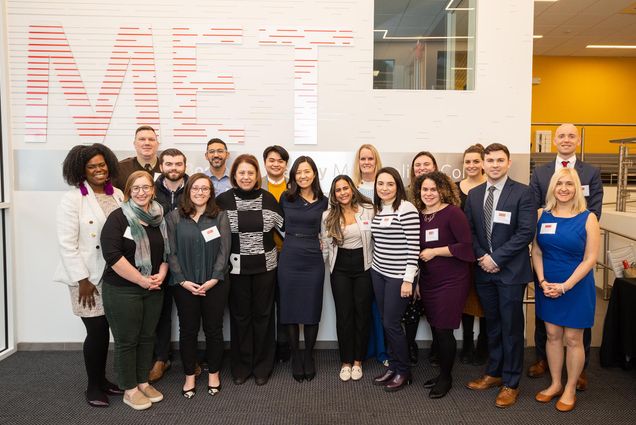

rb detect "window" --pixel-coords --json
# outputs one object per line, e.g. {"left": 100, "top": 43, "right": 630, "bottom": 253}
{"left": 374, "top": 0, "right": 476, "bottom": 90}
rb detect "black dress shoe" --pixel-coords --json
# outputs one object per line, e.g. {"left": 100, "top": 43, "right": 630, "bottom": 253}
{"left": 232, "top": 376, "right": 248, "bottom": 385}
{"left": 304, "top": 352, "right": 316, "bottom": 382}
{"left": 429, "top": 378, "right": 452, "bottom": 399}
{"left": 255, "top": 376, "right": 269, "bottom": 386}
{"left": 423, "top": 376, "right": 439, "bottom": 389}
{"left": 373, "top": 369, "right": 396, "bottom": 386}
{"left": 293, "top": 373, "right": 305, "bottom": 383}
{"left": 384, "top": 373, "right": 412, "bottom": 392}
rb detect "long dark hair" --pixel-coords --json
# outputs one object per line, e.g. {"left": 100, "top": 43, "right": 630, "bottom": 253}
{"left": 325, "top": 175, "right": 372, "bottom": 246}
{"left": 284, "top": 156, "right": 324, "bottom": 202}
{"left": 374, "top": 167, "right": 407, "bottom": 213}
{"left": 179, "top": 173, "right": 220, "bottom": 218}
{"left": 62, "top": 143, "right": 120, "bottom": 187}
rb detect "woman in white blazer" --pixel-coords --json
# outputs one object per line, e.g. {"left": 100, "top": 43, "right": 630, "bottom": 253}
{"left": 321, "top": 175, "right": 374, "bottom": 382}
{"left": 54, "top": 144, "right": 124, "bottom": 407}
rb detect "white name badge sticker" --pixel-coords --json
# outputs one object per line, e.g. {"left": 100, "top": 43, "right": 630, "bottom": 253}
{"left": 359, "top": 220, "right": 371, "bottom": 231}
{"left": 123, "top": 226, "right": 133, "bottom": 240}
{"left": 201, "top": 226, "right": 220, "bottom": 242}
{"left": 582, "top": 185, "right": 590, "bottom": 197}
{"left": 540, "top": 222, "right": 557, "bottom": 234}
{"left": 493, "top": 210, "right": 512, "bottom": 225}
{"left": 379, "top": 216, "right": 393, "bottom": 227}
{"left": 154, "top": 172, "right": 162, "bottom": 181}
{"left": 425, "top": 228, "right": 439, "bottom": 242}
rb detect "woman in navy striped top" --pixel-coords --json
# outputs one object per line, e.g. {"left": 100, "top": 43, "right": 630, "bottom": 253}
{"left": 370, "top": 167, "right": 420, "bottom": 392}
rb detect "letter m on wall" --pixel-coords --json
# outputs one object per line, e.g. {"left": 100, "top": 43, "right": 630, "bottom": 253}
{"left": 25, "top": 25, "right": 159, "bottom": 143}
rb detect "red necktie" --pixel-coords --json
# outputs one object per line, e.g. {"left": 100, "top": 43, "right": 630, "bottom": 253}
{"left": 561, "top": 161, "right": 569, "bottom": 168}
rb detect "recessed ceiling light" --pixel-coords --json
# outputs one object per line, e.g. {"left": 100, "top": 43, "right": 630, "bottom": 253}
{"left": 535, "top": 0, "right": 558, "bottom": 2}
{"left": 533, "top": 35, "right": 543, "bottom": 39}
{"left": 586, "top": 44, "right": 636, "bottom": 49}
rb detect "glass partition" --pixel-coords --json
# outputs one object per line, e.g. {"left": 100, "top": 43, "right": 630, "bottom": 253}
{"left": 374, "top": 0, "right": 476, "bottom": 90}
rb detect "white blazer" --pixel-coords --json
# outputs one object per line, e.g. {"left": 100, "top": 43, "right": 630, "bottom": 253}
{"left": 321, "top": 204, "right": 374, "bottom": 273}
{"left": 54, "top": 184, "right": 124, "bottom": 286}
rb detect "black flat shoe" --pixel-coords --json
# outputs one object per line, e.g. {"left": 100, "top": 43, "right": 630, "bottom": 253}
{"left": 207, "top": 384, "right": 221, "bottom": 396}
{"left": 304, "top": 372, "right": 315, "bottom": 382}
{"left": 423, "top": 376, "right": 439, "bottom": 389}
{"left": 232, "top": 376, "right": 248, "bottom": 385}
{"left": 101, "top": 379, "right": 124, "bottom": 395}
{"left": 255, "top": 376, "right": 269, "bottom": 386}
{"left": 85, "top": 390, "right": 109, "bottom": 408}
{"left": 373, "top": 369, "right": 396, "bottom": 386}
{"left": 429, "top": 379, "right": 452, "bottom": 399}
{"left": 293, "top": 373, "right": 305, "bottom": 383}
{"left": 182, "top": 387, "right": 196, "bottom": 399}
{"left": 304, "top": 352, "right": 315, "bottom": 382}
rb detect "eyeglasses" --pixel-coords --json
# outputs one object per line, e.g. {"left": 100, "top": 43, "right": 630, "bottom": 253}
{"left": 130, "top": 185, "right": 153, "bottom": 194}
{"left": 191, "top": 186, "right": 211, "bottom": 193}
{"left": 207, "top": 149, "right": 226, "bottom": 155}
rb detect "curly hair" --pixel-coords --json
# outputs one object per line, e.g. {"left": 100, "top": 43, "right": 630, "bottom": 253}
{"left": 179, "top": 173, "right": 220, "bottom": 218}
{"left": 324, "top": 175, "right": 372, "bottom": 246}
{"left": 62, "top": 143, "right": 120, "bottom": 187}
{"left": 412, "top": 171, "right": 460, "bottom": 211}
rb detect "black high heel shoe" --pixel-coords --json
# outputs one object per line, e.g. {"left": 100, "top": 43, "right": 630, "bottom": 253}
{"left": 304, "top": 352, "right": 316, "bottom": 382}
{"left": 207, "top": 384, "right": 221, "bottom": 396}
{"left": 292, "top": 350, "right": 304, "bottom": 383}
{"left": 182, "top": 387, "right": 196, "bottom": 399}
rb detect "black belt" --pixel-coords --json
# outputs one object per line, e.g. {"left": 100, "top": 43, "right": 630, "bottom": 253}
{"left": 289, "top": 232, "right": 318, "bottom": 239}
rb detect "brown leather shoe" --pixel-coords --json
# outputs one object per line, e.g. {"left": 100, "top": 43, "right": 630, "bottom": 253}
{"left": 495, "top": 386, "right": 519, "bottom": 408}
{"left": 576, "top": 370, "right": 588, "bottom": 391}
{"left": 466, "top": 375, "right": 503, "bottom": 390}
{"left": 527, "top": 359, "right": 548, "bottom": 378}
{"left": 556, "top": 395, "right": 576, "bottom": 412}
{"left": 535, "top": 388, "right": 563, "bottom": 403}
{"left": 148, "top": 360, "right": 171, "bottom": 383}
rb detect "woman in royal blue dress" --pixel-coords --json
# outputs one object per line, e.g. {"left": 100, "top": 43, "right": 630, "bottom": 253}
{"left": 531, "top": 167, "right": 600, "bottom": 412}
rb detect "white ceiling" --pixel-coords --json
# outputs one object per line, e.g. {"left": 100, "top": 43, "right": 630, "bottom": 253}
{"left": 534, "top": 0, "right": 636, "bottom": 56}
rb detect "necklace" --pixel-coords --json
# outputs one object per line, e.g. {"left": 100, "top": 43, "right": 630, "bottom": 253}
{"left": 422, "top": 211, "right": 436, "bottom": 223}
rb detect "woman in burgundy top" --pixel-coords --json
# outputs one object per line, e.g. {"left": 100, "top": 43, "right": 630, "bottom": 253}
{"left": 414, "top": 171, "right": 474, "bottom": 399}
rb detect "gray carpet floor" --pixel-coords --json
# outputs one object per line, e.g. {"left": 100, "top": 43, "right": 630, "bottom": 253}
{"left": 0, "top": 348, "right": 634, "bottom": 425}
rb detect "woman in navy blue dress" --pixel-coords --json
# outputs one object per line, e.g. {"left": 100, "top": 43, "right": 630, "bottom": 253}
{"left": 278, "top": 156, "right": 328, "bottom": 382}
{"left": 531, "top": 168, "right": 600, "bottom": 412}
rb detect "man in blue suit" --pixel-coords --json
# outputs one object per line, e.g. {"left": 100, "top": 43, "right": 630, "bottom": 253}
{"left": 464, "top": 143, "right": 537, "bottom": 408}
{"left": 527, "top": 123, "right": 603, "bottom": 390}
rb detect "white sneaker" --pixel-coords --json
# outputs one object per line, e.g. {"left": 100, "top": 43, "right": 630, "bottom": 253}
{"left": 339, "top": 366, "right": 352, "bottom": 381}
{"left": 351, "top": 365, "right": 363, "bottom": 381}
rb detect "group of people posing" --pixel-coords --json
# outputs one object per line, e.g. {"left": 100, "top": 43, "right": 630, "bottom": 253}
{"left": 55, "top": 123, "right": 601, "bottom": 413}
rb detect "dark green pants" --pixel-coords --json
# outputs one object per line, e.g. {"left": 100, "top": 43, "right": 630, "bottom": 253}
{"left": 103, "top": 283, "right": 164, "bottom": 390}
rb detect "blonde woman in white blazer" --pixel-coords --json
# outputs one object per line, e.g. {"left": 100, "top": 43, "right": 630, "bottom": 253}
{"left": 321, "top": 175, "right": 374, "bottom": 382}
{"left": 54, "top": 144, "right": 124, "bottom": 408}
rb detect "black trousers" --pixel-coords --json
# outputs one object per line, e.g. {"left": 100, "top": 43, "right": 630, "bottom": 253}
{"left": 229, "top": 270, "right": 277, "bottom": 380}
{"left": 153, "top": 285, "right": 173, "bottom": 362}
{"left": 173, "top": 280, "right": 229, "bottom": 375}
{"left": 80, "top": 315, "right": 111, "bottom": 391}
{"left": 534, "top": 316, "right": 591, "bottom": 369}
{"left": 331, "top": 248, "right": 373, "bottom": 364}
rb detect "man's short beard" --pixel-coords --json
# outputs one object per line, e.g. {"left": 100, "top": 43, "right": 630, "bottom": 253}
{"left": 164, "top": 172, "right": 185, "bottom": 182}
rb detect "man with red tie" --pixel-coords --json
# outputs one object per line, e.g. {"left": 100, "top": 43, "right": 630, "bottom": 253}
{"left": 528, "top": 123, "right": 603, "bottom": 391}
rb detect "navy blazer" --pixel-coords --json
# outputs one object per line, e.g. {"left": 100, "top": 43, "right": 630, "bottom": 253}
{"left": 529, "top": 160, "right": 602, "bottom": 219}
{"left": 465, "top": 178, "right": 537, "bottom": 285}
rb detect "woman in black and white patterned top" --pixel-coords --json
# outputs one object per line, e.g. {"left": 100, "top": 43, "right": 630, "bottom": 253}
{"left": 370, "top": 167, "right": 420, "bottom": 393}
{"left": 216, "top": 154, "right": 284, "bottom": 386}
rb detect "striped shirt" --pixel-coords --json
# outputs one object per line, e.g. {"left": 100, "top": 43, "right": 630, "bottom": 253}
{"left": 371, "top": 200, "right": 420, "bottom": 282}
